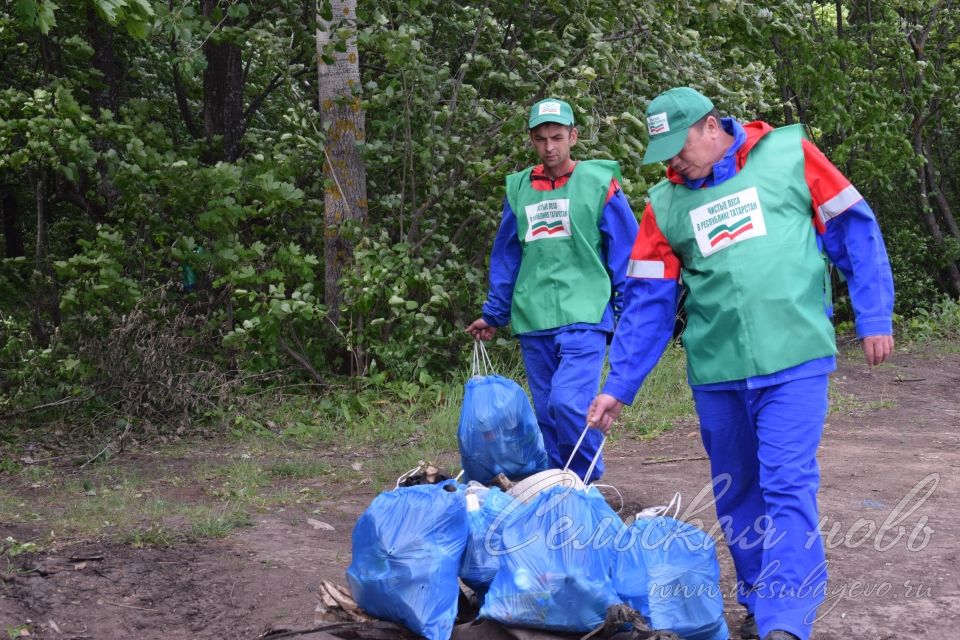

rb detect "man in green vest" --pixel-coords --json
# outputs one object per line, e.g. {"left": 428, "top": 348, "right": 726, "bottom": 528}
{"left": 466, "top": 98, "right": 639, "bottom": 482}
{"left": 587, "top": 87, "right": 894, "bottom": 640}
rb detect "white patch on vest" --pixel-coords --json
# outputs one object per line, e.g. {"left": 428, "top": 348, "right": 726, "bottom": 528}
{"left": 524, "top": 199, "right": 572, "bottom": 242}
{"left": 648, "top": 112, "right": 670, "bottom": 135}
{"left": 689, "top": 186, "right": 767, "bottom": 257}
{"left": 539, "top": 102, "right": 562, "bottom": 115}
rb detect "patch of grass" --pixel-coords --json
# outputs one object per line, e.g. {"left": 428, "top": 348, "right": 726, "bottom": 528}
{"left": 0, "top": 458, "right": 21, "bottom": 474}
{"left": 0, "top": 489, "right": 42, "bottom": 525}
{"left": 21, "top": 463, "right": 54, "bottom": 482}
{"left": 618, "top": 342, "right": 695, "bottom": 437}
{"left": 217, "top": 459, "right": 269, "bottom": 499}
{"left": 267, "top": 460, "right": 332, "bottom": 479}
{"left": 829, "top": 384, "right": 897, "bottom": 416}
{"left": 189, "top": 507, "right": 254, "bottom": 539}
{"left": 58, "top": 476, "right": 161, "bottom": 535}
{"left": 117, "top": 524, "right": 178, "bottom": 548}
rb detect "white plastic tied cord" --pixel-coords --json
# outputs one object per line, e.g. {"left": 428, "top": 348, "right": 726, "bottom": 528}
{"left": 636, "top": 492, "right": 682, "bottom": 520}
{"left": 471, "top": 339, "right": 495, "bottom": 378}
{"left": 395, "top": 465, "right": 421, "bottom": 489}
{"left": 592, "top": 483, "right": 625, "bottom": 513}
{"left": 563, "top": 423, "right": 606, "bottom": 485}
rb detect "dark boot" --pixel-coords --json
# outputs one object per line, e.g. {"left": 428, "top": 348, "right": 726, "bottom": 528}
{"left": 740, "top": 613, "right": 758, "bottom": 639}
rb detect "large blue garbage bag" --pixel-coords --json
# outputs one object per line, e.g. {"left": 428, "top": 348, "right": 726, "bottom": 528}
{"left": 346, "top": 481, "right": 468, "bottom": 640}
{"left": 614, "top": 515, "right": 728, "bottom": 640}
{"left": 612, "top": 525, "right": 650, "bottom": 622}
{"left": 480, "top": 485, "right": 623, "bottom": 632}
{"left": 460, "top": 487, "right": 517, "bottom": 594}
{"left": 458, "top": 374, "right": 549, "bottom": 484}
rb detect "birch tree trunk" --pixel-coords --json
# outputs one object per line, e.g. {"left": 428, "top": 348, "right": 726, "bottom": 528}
{"left": 316, "top": 0, "right": 367, "bottom": 323}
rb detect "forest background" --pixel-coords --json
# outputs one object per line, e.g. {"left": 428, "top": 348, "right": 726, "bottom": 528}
{"left": 2, "top": 0, "right": 959, "bottom": 445}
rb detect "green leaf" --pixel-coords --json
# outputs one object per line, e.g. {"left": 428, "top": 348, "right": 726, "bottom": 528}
{"left": 61, "top": 164, "right": 78, "bottom": 184}
{"left": 318, "top": 0, "right": 333, "bottom": 22}
{"left": 14, "top": 0, "right": 38, "bottom": 27}
{"left": 227, "top": 3, "right": 249, "bottom": 19}
{"left": 36, "top": 0, "right": 58, "bottom": 33}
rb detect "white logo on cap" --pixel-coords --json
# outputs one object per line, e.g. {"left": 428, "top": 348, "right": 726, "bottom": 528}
{"left": 539, "top": 102, "right": 562, "bottom": 115}
{"left": 648, "top": 112, "right": 670, "bottom": 135}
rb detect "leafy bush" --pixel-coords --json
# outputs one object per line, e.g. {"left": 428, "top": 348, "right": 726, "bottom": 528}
{"left": 898, "top": 297, "right": 960, "bottom": 343}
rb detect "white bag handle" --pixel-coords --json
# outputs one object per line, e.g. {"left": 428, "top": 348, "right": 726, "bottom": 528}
{"left": 471, "top": 339, "right": 495, "bottom": 378}
{"left": 563, "top": 423, "right": 606, "bottom": 485}
{"left": 636, "top": 492, "right": 683, "bottom": 520}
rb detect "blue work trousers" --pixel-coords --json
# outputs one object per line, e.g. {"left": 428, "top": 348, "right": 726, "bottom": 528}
{"left": 694, "top": 375, "right": 830, "bottom": 640}
{"left": 519, "top": 330, "right": 606, "bottom": 483}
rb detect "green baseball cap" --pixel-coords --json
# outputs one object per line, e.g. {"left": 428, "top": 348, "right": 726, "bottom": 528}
{"left": 528, "top": 98, "right": 575, "bottom": 129}
{"left": 642, "top": 87, "right": 715, "bottom": 164}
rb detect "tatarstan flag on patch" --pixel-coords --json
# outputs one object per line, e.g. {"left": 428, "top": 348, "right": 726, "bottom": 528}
{"left": 524, "top": 198, "right": 572, "bottom": 241}
{"left": 531, "top": 220, "right": 567, "bottom": 236}
{"left": 707, "top": 216, "right": 754, "bottom": 246}
{"left": 689, "top": 186, "right": 767, "bottom": 257}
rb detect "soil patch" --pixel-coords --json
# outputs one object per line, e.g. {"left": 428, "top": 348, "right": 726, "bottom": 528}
{"left": 2, "top": 348, "right": 958, "bottom": 638}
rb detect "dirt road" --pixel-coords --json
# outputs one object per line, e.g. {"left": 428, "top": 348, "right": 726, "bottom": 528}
{"left": 2, "top": 348, "right": 958, "bottom": 639}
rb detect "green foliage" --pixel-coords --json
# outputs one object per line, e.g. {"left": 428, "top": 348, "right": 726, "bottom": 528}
{"left": 1, "top": 536, "right": 38, "bottom": 557}
{"left": 898, "top": 297, "right": 960, "bottom": 343}
{"left": 1, "top": 0, "right": 959, "bottom": 440}
{"left": 341, "top": 0, "right": 774, "bottom": 380}
{"left": 884, "top": 226, "right": 944, "bottom": 315}
{"left": 12, "top": 0, "right": 154, "bottom": 37}
{"left": 617, "top": 342, "right": 694, "bottom": 437}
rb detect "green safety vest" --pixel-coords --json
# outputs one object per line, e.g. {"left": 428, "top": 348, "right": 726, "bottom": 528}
{"left": 506, "top": 160, "right": 620, "bottom": 334}
{"left": 648, "top": 125, "right": 836, "bottom": 384}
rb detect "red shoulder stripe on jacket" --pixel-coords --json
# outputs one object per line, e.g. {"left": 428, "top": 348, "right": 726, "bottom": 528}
{"left": 626, "top": 202, "right": 681, "bottom": 280}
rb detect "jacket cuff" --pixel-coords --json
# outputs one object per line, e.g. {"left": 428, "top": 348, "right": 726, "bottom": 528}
{"left": 600, "top": 381, "right": 637, "bottom": 407}
{"left": 482, "top": 313, "right": 506, "bottom": 329}
{"left": 855, "top": 316, "right": 893, "bottom": 339}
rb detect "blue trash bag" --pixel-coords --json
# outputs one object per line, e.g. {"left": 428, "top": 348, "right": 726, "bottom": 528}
{"left": 615, "top": 515, "right": 728, "bottom": 640}
{"left": 460, "top": 486, "right": 517, "bottom": 594}
{"left": 346, "top": 481, "right": 468, "bottom": 640}
{"left": 480, "top": 485, "right": 623, "bottom": 632}
{"left": 458, "top": 374, "right": 549, "bottom": 484}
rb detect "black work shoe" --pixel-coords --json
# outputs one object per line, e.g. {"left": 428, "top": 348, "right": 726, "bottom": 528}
{"left": 762, "top": 631, "right": 800, "bottom": 640}
{"left": 740, "top": 613, "right": 758, "bottom": 639}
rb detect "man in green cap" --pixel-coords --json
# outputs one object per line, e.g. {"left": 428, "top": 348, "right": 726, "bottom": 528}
{"left": 466, "top": 98, "right": 639, "bottom": 482}
{"left": 588, "top": 87, "right": 894, "bottom": 640}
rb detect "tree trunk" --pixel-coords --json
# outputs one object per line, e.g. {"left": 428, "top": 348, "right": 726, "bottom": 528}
{"left": 202, "top": 0, "right": 245, "bottom": 162}
{"left": 85, "top": 5, "right": 122, "bottom": 214}
{"left": 316, "top": 0, "right": 368, "bottom": 324}
{"left": 902, "top": 4, "right": 960, "bottom": 297}
{"left": 771, "top": 36, "right": 795, "bottom": 125}
{"left": 913, "top": 133, "right": 960, "bottom": 297}
{"left": 2, "top": 185, "right": 25, "bottom": 258}
{"left": 922, "top": 139, "right": 960, "bottom": 240}
{"left": 87, "top": 6, "right": 121, "bottom": 116}
{"left": 30, "top": 166, "right": 59, "bottom": 342}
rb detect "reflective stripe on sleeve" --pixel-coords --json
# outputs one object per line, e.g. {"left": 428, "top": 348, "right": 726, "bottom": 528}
{"left": 817, "top": 184, "right": 863, "bottom": 224}
{"left": 627, "top": 259, "right": 666, "bottom": 279}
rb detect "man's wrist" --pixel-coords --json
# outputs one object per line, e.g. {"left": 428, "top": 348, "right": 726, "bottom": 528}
{"left": 599, "top": 384, "right": 633, "bottom": 407}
